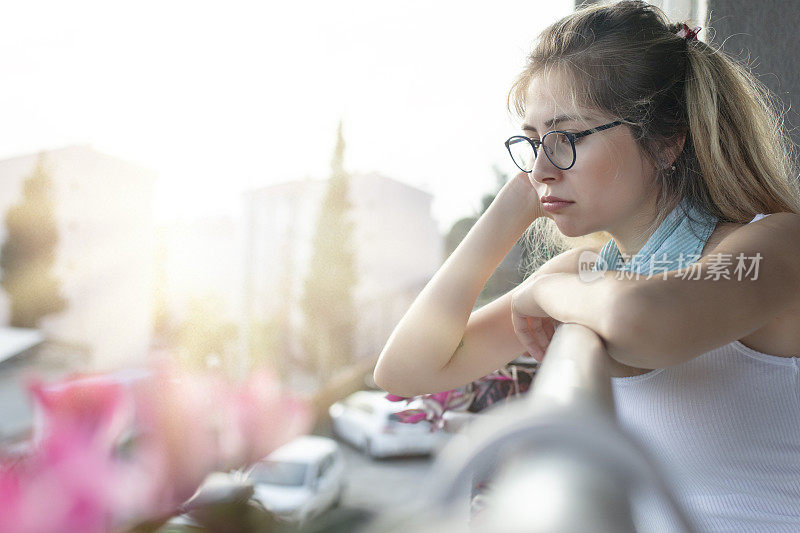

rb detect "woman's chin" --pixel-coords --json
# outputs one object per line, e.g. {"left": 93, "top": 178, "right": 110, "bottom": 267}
{"left": 551, "top": 220, "right": 585, "bottom": 238}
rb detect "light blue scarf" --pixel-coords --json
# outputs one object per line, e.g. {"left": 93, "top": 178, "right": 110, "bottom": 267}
{"left": 592, "top": 198, "right": 718, "bottom": 275}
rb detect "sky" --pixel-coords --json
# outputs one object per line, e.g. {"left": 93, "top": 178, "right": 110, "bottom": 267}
{"left": 0, "top": 1, "right": 573, "bottom": 233}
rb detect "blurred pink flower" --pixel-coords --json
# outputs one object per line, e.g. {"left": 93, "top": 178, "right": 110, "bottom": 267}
{"left": 0, "top": 374, "right": 131, "bottom": 533}
{"left": 231, "top": 369, "right": 314, "bottom": 467}
{"left": 29, "top": 374, "right": 130, "bottom": 447}
{"left": 384, "top": 393, "right": 408, "bottom": 402}
{"left": 384, "top": 388, "right": 474, "bottom": 431}
{"left": 391, "top": 409, "right": 428, "bottom": 424}
{"left": 0, "top": 363, "right": 314, "bottom": 532}
{"left": 128, "top": 364, "right": 222, "bottom": 517}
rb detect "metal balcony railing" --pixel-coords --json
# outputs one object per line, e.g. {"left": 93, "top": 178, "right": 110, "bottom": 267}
{"left": 368, "top": 323, "right": 695, "bottom": 533}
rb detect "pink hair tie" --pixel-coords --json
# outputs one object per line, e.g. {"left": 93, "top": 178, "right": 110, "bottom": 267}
{"left": 676, "top": 23, "right": 701, "bottom": 41}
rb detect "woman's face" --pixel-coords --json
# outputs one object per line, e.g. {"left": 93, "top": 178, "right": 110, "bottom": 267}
{"left": 522, "top": 73, "right": 659, "bottom": 240}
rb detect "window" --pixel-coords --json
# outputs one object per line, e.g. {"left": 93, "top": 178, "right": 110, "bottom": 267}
{"left": 249, "top": 460, "right": 309, "bottom": 487}
{"left": 317, "top": 455, "right": 332, "bottom": 478}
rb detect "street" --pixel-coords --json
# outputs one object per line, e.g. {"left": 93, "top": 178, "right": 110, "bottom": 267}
{"left": 306, "top": 425, "right": 473, "bottom": 532}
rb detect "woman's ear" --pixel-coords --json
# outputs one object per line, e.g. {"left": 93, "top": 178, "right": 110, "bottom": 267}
{"left": 660, "top": 133, "right": 687, "bottom": 169}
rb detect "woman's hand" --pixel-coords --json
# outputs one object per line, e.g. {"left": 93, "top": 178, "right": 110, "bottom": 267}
{"left": 491, "top": 171, "right": 547, "bottom": 225}
{"left": 511, "top": 274, "right": 562, "bottom": 362}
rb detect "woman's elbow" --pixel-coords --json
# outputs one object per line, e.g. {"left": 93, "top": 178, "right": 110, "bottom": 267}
{"left": 601, "top": 282, "right": 659, "bottom": 367}
{"left": 373, "top": 374, "right": 424, "bottom": 399}
{"left": 602, "top": 282, "right": 689, "bottom": 369}
{"left": 372, "top": 365, "right": 397, "bottom": 396}
{"left": 372, "top": 361, "right": 424, "bottom": 398}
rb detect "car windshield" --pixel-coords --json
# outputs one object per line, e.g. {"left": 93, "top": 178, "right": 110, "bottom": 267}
{"left": 249, "top": 460, "right": 308, "bottom": 487}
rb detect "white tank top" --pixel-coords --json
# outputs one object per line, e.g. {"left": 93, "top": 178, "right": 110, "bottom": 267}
{"left": 612, "top": 213, "right": 800, "bottom": 532}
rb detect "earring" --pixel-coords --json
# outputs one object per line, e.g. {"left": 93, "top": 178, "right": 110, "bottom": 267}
{"left": 671, "top": 164, "right": 676, "bottom": 171}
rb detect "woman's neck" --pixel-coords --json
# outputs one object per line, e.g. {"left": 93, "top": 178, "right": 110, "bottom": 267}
{"left": 614, "top": 228, "right": 653, "bottom": 260}
{"left": 607, "top": 199, "right": 664, "bottom": 260}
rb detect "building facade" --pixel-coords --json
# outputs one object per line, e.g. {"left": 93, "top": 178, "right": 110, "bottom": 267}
{"left": 0, "top": 145, "right": 157, "bottom": 370}
{"left": 243, "top": 172, "right": 443, "bottom": 371}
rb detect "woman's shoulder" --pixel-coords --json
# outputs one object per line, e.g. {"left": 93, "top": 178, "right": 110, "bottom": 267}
{"left": 718, "top": 212, "right": 800, "bottom": 357}
{"left": 726, "top": 212, "right": 800, "bottom": 249}
{"left": 749, "top": 211, "right": 799, "bottom": 225}
{"left": 702, "top": 212, "right": 800, "bottom": 260}
{"left": 729, "top": 211, "right": 800, "bottom": 296}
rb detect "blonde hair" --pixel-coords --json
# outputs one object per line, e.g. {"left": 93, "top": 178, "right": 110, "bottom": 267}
{"left": 510, "top": 0, "right": 800, "bottom": 276}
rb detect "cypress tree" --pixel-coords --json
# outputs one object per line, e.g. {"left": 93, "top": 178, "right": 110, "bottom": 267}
{"left": 0, "top": 153, "right": 67, "bottom": 327}
{"left": 300, "top": 120, "right": 357, "bottom": 380}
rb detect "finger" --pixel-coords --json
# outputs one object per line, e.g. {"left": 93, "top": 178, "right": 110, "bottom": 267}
{"left": 512, "top": 313, "right": 540, "bottom": 356}
{"left": 543, "top": 318, "right": 556, "bottom": 340}
{"left": 514, "top": 323, "right": 539, "bottom": 355}
{"left": 528, "top": 317, "right": 550, "bottom": 349}
{"left": 528, "top": 347, "right": 545, "bottom": 361}
{"left": 528, "top": 346, "right": 545, "bottom": 363}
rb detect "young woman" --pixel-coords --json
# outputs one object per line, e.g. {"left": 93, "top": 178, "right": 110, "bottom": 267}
{"left": 374, "top": 1, "right": 800, "bottom": 530}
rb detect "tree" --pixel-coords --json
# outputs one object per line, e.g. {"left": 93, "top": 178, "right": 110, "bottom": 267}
{"left": 300, "top": 120, "right": 358, "bottom": 381}
{"left": 0, "top": 153, "right": 67, "bottom": 327}
{"left": 173, "top": 293, "right": 239, "bottom": 373}
{"left": 247, "top": 315, "right": 287, "bottom": 379}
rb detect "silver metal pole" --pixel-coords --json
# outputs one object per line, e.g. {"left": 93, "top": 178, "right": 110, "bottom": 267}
{"left": 370, "top": 323, "right": 694, "bottom": 533}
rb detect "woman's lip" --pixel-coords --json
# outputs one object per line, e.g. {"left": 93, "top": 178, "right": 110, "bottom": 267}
{"left": 541, "top": 200, "right": 574, "bottom": 213}
{"left": 541, "top": 196, "right": 572, "bottom": 202}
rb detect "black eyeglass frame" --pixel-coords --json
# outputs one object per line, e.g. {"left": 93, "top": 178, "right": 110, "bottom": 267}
{"left": 505, "top": 120, "right": 625, "bottom": 172}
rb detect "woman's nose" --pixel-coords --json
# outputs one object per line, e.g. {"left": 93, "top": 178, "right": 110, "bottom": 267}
{"left": 529, "top": 152, "right": 562, "bottom": 184}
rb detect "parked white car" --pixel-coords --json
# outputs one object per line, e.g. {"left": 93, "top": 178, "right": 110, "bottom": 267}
{"left": 161, "top": 470, "right": 260, "bottom": 530}
{"left": 246, "top": 435, "right": 345, "bottom": 525}
{"left": 329, "top": 390, "right": 448, "bottom": 459}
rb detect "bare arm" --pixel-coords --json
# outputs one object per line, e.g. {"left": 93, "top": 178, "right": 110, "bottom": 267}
{"left": 373, "top": 172, "right": 544, "bottom": 397}
{"left": 433, "top": 245, "right": 600, "bottom": 391}
{"left": 607, "top": 212, "right": 800, "bottom": 367}
{"left": 373, "top": 178, "right": 599, "bottom": 397}
{"left": 515, "top": 213, "right": 800, "bottom": 369}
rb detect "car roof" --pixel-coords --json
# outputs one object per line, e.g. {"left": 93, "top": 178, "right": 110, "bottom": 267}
{"left": 346, "top": 390, "right": 400, "bottom": 411}
{"left": 265, "top": 435, "right": 338, "bottom": 463}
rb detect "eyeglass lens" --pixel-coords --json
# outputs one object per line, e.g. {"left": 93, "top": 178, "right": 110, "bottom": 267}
{"left": 508, "top": 132, "right": 574, "bottom": 171}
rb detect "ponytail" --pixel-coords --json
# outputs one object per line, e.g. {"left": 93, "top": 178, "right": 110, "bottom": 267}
{"left": 683, "top": 38, "right": 800, "bottom": 221}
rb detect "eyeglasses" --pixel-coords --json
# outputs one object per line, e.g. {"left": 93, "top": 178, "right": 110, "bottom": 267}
{"left": 505, "top": 120, "right": 624, "bottom": 172}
